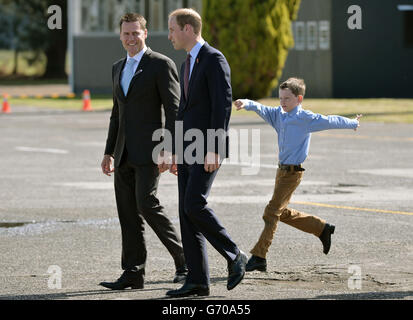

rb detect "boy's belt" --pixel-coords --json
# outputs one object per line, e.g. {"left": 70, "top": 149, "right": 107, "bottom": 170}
{"left": 278, "top": 163, "right": 305, "bottom": 172}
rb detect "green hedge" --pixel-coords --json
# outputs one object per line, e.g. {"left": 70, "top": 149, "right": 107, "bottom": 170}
{"left": 203, "top": 0, "right": 301, "bottom": 99}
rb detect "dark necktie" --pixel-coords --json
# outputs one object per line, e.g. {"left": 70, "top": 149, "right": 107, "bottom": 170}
{"left": 184, "top": 53, "right": 191, "bottom": 99}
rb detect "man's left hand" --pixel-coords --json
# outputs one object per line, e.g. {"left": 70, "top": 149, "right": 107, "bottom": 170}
{"left": 158, "top": 150, "right": 173, "bottom": 173}
{"left": 204, "top": 152, "right": 221, "bottom": 173}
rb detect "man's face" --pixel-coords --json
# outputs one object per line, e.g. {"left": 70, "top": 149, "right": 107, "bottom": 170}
{"left": 120, "top": 21, "right": 147, "bottom": 57}
{"left": 168, "top": 16, "right": 186, "bottom": 50}
{"left": 279, "top": 88, "right": 303, "bottom": 113}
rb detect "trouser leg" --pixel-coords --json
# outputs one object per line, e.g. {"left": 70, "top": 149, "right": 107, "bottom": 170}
{"left": 250, "top": 169, "right": 303, "bottom": 258}
{"left": 178, "top": 164, "right": 239, "bottom": 285}
{"left": 133, "top": 164, "right": 185, "bottom": 270}
{"left": 114, "top": 160, "right": 146, "bottom": 273}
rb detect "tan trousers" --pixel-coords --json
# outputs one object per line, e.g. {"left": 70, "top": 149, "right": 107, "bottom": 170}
{"left": 250, "top": 168, "right": 326, "bottom": 259}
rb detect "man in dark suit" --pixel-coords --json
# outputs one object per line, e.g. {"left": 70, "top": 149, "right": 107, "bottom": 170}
{"left": 164, "top": 8, "right": 247, "bottom": 298}
{"left": 99, "top": 13, "right": 187, "bottom": 290}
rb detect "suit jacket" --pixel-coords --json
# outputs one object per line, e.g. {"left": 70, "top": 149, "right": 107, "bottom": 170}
{"left": 104, "top": 48, "right": 180, "bottom": 167}
{"left": 175, "top": 42, "right": 232, "bottom": 160}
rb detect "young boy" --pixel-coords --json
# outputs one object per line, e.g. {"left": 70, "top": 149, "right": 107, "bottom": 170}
{"left": 234, "top": 77, "right": 362, "bottom": 272}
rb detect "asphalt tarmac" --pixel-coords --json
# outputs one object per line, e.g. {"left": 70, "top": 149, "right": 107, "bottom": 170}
{"left": 0, "top": 106, "right": 412, "bottom": 301}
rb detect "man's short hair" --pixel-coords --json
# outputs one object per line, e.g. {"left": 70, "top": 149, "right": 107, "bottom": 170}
{"left": 279, "top": 78, "right": 306, "bottom": 97}
{"left": 169, "top": 8, "right": 202, "bottom": 35}
{"left": 119, "top": 13, "right": 147, "bottom": 31}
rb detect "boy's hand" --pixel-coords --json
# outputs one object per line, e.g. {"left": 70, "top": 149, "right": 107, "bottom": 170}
{"left": 354, "top": 114, "right": 363, "bottom": 131}
{"left": 234, "top": 99, "right": 246, "bottom": 111}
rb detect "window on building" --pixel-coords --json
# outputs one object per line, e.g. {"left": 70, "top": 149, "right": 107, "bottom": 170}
{"left": 79, "top": 0, "right": 145, "bottom": 33}
{"left": 319, "top": 21, "right": 330, "bottom": 50}
{"left": 164, "top": 0, "right": 183, "bottom": 30}
{"left": 148, "top": 0, "right": 164, "bottom": 31}
{"left": 188, "top": 0, "right": 203, "bottom": 13}
{"left": 294, "top": 22, "right": 305, "bottom": 50}
{"left": 306, "top": 21, "right": 317, "bottom": 50}
{"left": 76, "top": 0, "right": 202, "bottom": 34}
{"left": 81, "top": 0, "right": 99, "bottom": 32}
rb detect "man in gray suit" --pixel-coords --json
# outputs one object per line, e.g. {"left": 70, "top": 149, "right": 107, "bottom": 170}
{"left": 99, "top": 13, "right": 186, "bottom": 290}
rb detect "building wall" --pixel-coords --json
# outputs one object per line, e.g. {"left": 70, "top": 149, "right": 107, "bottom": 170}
{"left": 331, "top": 0, "right": 413, "bottom": 98}
{"left": 69, "top": 0, "right": 200, "bottom": 94}
{"left": 276, "top": 0, "right": 333, "bottom": 98}
{"left": 72, "top": 34, "right": 186, "bottom": 94}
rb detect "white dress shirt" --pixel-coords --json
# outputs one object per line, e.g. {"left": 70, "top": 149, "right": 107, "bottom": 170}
{"left": 188, "top": 39, "right": 205, "bottom": 79}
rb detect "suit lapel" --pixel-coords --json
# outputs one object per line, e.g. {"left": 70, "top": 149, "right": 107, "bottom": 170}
{"left": 115, "top": 58, "right": 127, "bottom": 100}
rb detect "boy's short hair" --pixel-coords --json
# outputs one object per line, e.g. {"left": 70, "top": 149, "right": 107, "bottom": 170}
{"left": 169, "top": 8, "right": 202, "bottom": 35}
{"left": 119, "top": 13, "right": 147, "bottom": 31}
{"left": 279, "top": 78, "right": 306, "bottom": 97}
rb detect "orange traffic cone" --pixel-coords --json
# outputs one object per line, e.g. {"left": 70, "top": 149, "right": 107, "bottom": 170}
{"left": 2, "top": 93, "right": 11, "bottom": 113}
{"left": 82, "top": 89, "right": 92, "bottom": 111}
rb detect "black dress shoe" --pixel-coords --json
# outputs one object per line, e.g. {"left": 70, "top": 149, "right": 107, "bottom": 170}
{"left": 166, "top": 282, "right": 210, "bottom": 298}
{"left": 246, "top": 255, "right": 267, "bottom": 272}
{"left": 227, "top": 251, "right": 248, "bottom": 290}
{"left": 99, "top": 270, "right": 144, "bottom": 290}
{"left": 319, "top": 223, "right": 335, "bottom": 255}
{"left": 173, "top": 270, "right": 188, "bottom": 283}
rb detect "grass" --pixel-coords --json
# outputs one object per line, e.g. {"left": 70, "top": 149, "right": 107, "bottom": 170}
{"left": 0, "top": 78, "right": 68, "bottom": 86}
{"left": 4, "top": 92, "right": 413, "bottom": 124}
{"left": 8, "top": 95, "right": 113, "bottom": 111}
{"left": 6, "top": 97, "right": 413, "bottom": 123}
{"left": 0, "top": 50, "right": 47, "bottom": 77}
{"left": 234, "top": 98, "right": 413, "bottom": 124}
{"left": 1, "top": 49, "right": 412, "bottom": 123}
{"left": 0, "top": 49, "right": 69, "bottom": 79}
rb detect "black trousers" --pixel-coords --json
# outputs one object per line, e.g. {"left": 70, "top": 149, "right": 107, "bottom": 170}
{"left": 178, "top": 163, "right": 239, "bottom": 285}
{"left": 114, "top": 151, "right": 185, "bottom": 274}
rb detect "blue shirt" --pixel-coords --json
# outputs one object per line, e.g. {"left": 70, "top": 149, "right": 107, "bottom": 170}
{"left": 243, "top": 99, "right": 359, "bottom": 165}
{"left": 123, "top": 46, "right": 147, "bottom": 76}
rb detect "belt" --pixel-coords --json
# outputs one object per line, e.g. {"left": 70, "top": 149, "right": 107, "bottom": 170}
{"left": 278, "top": 163, "right": 305, "bottom": 172}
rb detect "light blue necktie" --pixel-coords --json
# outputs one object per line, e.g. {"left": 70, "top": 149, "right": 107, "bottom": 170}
{"left": 121, "top": 59, "right": 136, "bottom": 96}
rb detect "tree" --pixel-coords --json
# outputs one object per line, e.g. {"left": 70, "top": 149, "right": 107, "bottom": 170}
{"left": 0, "top": 0, "right": 48, "bottom": 75}
{"left": 0, "top": 0, "right": 67, "bottom": 78}
{"left": 202, "top": 0, "right": 301, "bottom": 99}
{"left": 42, "top": 0, "right": 67, "bottom": 78}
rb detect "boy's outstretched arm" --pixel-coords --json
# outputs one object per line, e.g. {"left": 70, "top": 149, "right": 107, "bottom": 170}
{"left": 308, "top": 111, "right": 363, "bottom": 132}
{"left": 234, "top": 99, "right": 278, "bottom": 127}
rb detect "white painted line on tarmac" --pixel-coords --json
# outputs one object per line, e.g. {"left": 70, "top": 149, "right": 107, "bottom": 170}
{"left": 349, "top": 168, "right": 413, "bottom": 179}
{"left": 75, "top": 141, "right": 105, "bottom": 147}
{"left": 209, "top": 195, "right": 272, "bottom": 204}
{"left": 16, "top": 146, "right": 69, "bottom": 154}
{"left": 56, "top": 182, "right": 113, "bottom": 189}
{"left": 222, "top": 160, "right": 277, "bottom": 169}
{"left": 158, "top": 179, "right": 330, "bottom": 187}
